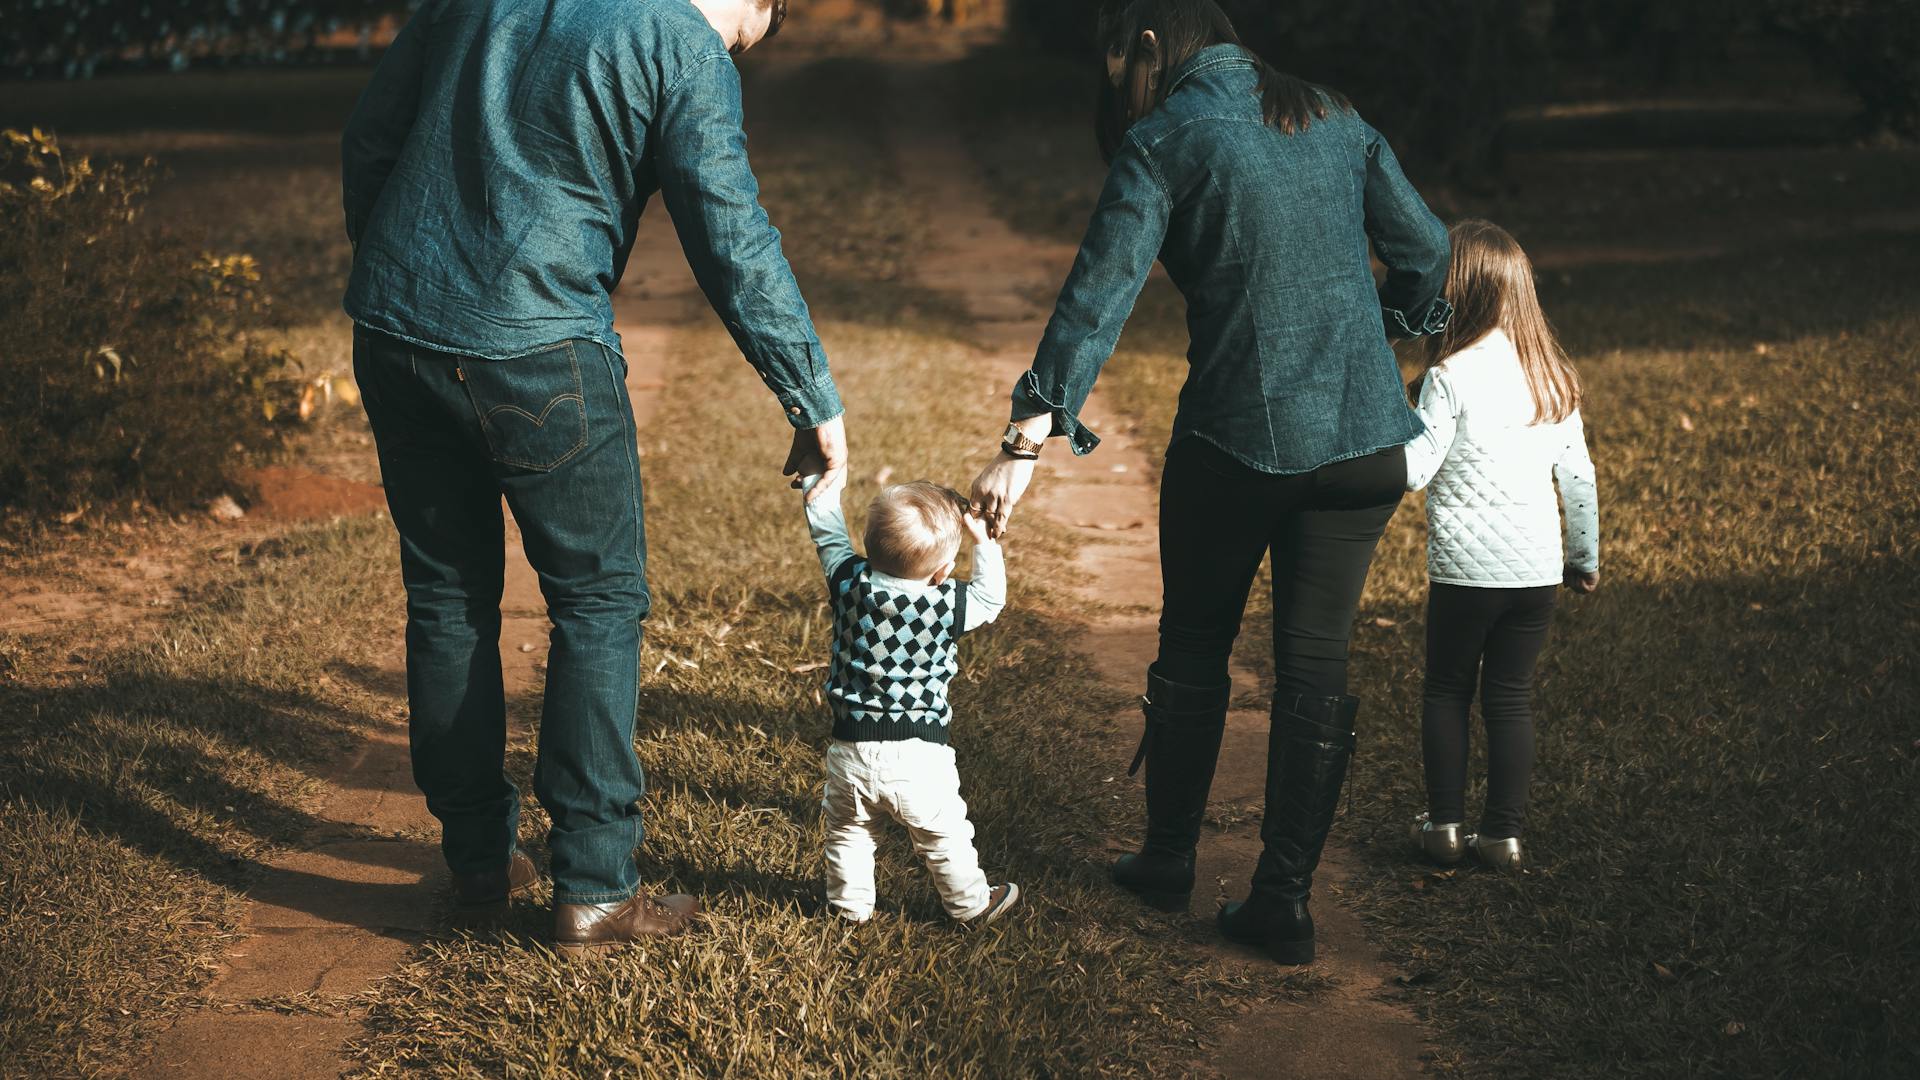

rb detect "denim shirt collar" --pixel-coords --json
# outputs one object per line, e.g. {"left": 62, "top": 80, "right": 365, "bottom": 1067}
{"left": 1165, "top": 43, "right": 1256, "bottom": 97}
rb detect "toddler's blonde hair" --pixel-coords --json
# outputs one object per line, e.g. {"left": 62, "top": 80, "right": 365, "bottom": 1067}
{"left": 865, "top": 481, "right": 966, "bottom": 580}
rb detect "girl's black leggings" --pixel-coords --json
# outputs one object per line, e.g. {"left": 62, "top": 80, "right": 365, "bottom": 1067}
{"left": 1422, "top": 582, "right": 1557, "bottom": 839}
{"left": 1155, "top": 438, "right": 1405, "bottom": 700}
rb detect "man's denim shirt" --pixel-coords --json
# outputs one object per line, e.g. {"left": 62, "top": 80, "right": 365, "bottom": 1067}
{"left": 1014, "top": 45, "right": 1452, "bottom": 473}
{"left": 341, "top": 0, "right": 841, "bottom": 428}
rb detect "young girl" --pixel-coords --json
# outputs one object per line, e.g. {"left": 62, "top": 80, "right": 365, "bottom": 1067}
{"left": 1404, "top": 220, "right": 1600, "bottom": 871}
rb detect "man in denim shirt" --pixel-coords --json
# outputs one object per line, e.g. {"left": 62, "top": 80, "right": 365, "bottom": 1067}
{"left": 341, "top": 0, "right": 841, "bottom": 951}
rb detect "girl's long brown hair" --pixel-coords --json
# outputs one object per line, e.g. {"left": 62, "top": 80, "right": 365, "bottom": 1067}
{"left": 1419, "top": 220, "right": 1581, "bottom": 424}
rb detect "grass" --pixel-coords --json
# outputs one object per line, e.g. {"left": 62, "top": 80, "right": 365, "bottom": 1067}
{"left": 349, "top": 313, "right": 1279, "bottom": 1077}
{"left": 0, "top": 521, "right": 409, "bottom": 1077}
{"left": 953, "top": 40, "right": 1920, "bottom": 1080}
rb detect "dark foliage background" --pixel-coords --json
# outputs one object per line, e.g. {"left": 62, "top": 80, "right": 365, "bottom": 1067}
{"left": 1, "top": 0, "right": 414, "bottom": 78}
{"left": 0, "top": 130, "right": 293, "bottom": 515}
{"left": 1014, "top": 0, "right": 1920, "bottom": 176}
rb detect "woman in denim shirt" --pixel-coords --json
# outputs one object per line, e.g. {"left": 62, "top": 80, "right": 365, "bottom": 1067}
{"left": 969, "top": 0, "right": 1451, "bottom": 965}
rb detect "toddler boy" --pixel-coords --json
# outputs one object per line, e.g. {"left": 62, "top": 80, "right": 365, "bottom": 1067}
{"left": 801, "top": 476, "right": 1021, "bottom": 924}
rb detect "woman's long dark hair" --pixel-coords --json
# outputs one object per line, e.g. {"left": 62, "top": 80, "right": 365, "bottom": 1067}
{"left": 1096, "top": 0, "right": 1351, "bottom": 162}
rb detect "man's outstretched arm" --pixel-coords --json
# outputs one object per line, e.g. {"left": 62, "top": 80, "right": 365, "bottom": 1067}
{"left": 654, "top": 52, "right": 846, "bottom": 499}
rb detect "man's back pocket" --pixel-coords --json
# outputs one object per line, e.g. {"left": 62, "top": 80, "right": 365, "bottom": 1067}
{"left": 458, "top": 342, "right": 589, "bottom": 472}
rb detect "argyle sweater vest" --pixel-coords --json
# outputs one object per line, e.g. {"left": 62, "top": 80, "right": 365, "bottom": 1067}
{"left": 825, "top": 556, "right": 969, "bottom": 744}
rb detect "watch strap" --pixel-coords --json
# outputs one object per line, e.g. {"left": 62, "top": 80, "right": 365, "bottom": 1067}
{"left": 1002, "top": 423, "right": 1044, "bottom": 457}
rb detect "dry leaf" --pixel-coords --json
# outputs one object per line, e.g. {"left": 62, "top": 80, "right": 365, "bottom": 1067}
{"left": 332, "top": 375, "right": 362, "bottom": 407}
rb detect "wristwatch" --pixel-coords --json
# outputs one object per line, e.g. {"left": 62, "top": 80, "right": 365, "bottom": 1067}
{"left": 1001, "top": 423, "right": 1043, "bottom": 459}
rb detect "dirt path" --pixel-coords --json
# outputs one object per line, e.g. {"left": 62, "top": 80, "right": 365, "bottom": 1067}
{"left": 882, "top": 58, "right": 1433, "bottom": 1078}
{"left": 128, "top": 212, "right": 693, "bottom": 1079}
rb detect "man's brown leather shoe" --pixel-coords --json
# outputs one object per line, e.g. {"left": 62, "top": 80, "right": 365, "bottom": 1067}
{"left": 450, "top": 849, "right": 540, "bottom": 928}
{"left": 554, "top": 891, "right": 702, "bottom": 954}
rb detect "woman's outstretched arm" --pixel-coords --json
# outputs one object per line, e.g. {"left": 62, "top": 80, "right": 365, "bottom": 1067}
{"left": 974, "top": 134, "right": 1172, "bottom": 535}
{"left": 1011, "top": 133, "right": 1173, "bottom": 457}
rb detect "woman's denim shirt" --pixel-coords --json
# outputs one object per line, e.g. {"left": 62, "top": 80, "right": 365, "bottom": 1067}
{"left": 1013, "top": 45, "right": 1452, "bottom": 473}
{"left": 341, "top": 0, "right": 840, "bottom": 428}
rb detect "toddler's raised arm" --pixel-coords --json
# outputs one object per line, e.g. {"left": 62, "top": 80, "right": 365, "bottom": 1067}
{"left": 800, "top": 476, "right": 856, "bottom": 577}
{"left": 961, "top": 539, "right": 1006, "bottom": 633}
{"left": 1555, "top": 410, "right": 1599, "bottom": 573}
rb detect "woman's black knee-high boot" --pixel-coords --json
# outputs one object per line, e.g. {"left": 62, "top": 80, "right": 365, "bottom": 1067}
{"left": 1217, "top": 693, "right": 1358, "bottom": 964}
{"left": 1110, "top": 667, "right": 1231, "bottom": 912}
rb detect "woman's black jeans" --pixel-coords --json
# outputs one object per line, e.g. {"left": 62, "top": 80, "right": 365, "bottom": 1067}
{"left": 1421, "top": 582, "right": 1557, "bottom": 839}
{"left": 1156, "top": 439, "right": 1405, "bottom": 699}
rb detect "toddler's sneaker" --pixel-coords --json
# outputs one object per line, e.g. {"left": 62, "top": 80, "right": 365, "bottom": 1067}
{"left": 1409, "top": 812, "right": 1465, "bottom": 866}
{"left": 1466, "top": 833, "right": 1524, "bottom": 870}
{"left": 966, "top": 882, "right": 1021, "bottom": 926}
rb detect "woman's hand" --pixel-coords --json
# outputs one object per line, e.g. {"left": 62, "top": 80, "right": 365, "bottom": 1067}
{"left": 970, "top": 451, "right": 1037, "bottom": 539}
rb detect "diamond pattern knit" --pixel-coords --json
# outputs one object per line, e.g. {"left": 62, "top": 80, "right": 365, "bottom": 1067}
{"left": 826, "top": 557, "right": 969, "bottom": 744}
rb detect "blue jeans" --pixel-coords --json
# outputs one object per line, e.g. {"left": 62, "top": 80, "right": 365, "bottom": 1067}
{"left": 354, "top": 326, "right": 648, "bottom": 905}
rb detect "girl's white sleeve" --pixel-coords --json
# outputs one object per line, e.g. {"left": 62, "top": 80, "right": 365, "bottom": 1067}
{"left": 1403, "top": 369, "right": 1461, "bottom": 492}
{"left": 1554, "top": 409, "right": 1600, "bottom": 573}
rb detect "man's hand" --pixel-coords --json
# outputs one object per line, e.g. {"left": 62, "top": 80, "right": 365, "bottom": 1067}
{"left": 969, "top": 450, "right": 1037, "bottom": 539}
{"left": 785, "top": 414, "right": 847, "bottom": 504}
{"left": 1563, "top": 565, "right": 1600, "bottom": 594}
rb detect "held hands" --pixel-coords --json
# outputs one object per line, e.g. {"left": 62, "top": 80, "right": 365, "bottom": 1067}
{"left": 1563, "top": 565, "right": 1600, "bottom": 594}
{"left": 784, "top": 414, "right": 847, "bottom": 505}
{"left": 960, "top": 507, "right": 994, "bottom": 547}
{"left": 969, "top": 450, "right": 1036, "bottom": 540}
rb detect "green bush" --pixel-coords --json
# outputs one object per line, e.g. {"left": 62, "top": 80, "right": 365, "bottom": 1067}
{"left": 0, "top": 129, "right": 293, "bottom": 519}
